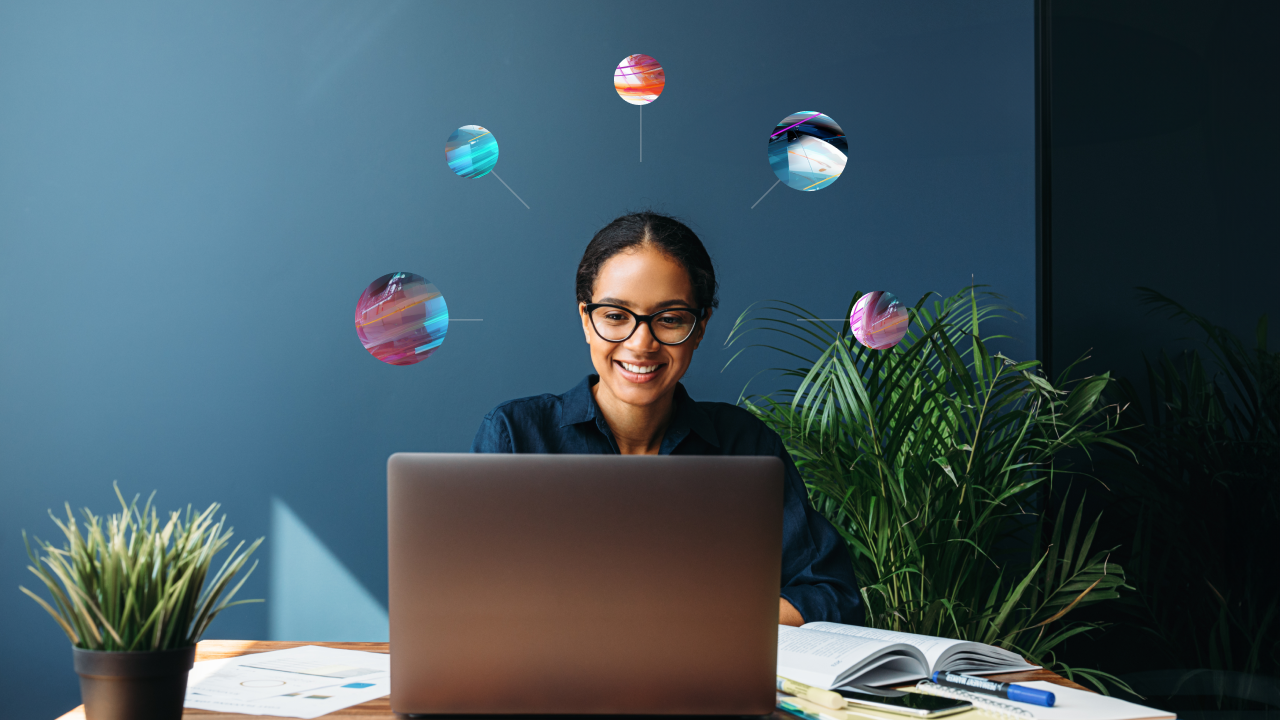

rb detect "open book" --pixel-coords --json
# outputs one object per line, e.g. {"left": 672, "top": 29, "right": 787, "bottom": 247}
{"left": 778, "top": 622, "right": 1038, "bottom": 689}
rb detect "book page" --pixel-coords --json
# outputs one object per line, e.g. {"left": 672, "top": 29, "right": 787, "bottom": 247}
{"left": 935, "top": 651, "right": 1034, "bottom": 673}
{"left": 804, "top": 623, "right": 1034, "bottom": 673}
{"left": 777, "top": 626, "right": 897, "bottom": 688}
{"left": 834, "top": 653, "right": 930, "bottom": 687}
{"left": 779, "top": 625, "right": 888, "bottom": 659}
{"left": 803, "top": 622, "right": 966, "bottom": 668}
{"left": 778, "top": 626, "right": 930, "bottom": 689}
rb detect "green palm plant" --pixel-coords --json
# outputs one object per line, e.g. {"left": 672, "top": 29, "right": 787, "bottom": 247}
{"left": 20, "top": 484, "right": 263, "bottom": 652}
{"left": 725, "top": 287, "right": 1131, "bottom": 692}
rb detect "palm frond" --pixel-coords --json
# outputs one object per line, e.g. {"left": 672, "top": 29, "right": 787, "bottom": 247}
{"left": 726, "top": 287, "right": 1129, "bottom": 673}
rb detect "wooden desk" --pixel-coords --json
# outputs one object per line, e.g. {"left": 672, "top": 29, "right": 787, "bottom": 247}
{"left": 56, "top": 640, "right": 1090, "bottom": 719}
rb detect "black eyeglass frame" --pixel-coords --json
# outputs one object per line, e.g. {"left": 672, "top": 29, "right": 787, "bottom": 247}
{"left": 583, "top": 303, "right": 705, "bottom": 346}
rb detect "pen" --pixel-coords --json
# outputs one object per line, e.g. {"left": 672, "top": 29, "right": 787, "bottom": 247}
{"left": 930, "top": 671, "right": 1056, "bottom": 707}
{"left": 777, "top": 676, "right": 847, "bottom": 710}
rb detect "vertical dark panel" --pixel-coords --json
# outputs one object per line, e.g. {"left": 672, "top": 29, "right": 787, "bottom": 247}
{"left": 1036, "top": 0, "right": 1054, "bottom": 379}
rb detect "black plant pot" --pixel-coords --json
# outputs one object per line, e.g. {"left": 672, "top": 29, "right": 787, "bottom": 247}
{"left": 72, "top": 645, "right": 196, "bottom": 720}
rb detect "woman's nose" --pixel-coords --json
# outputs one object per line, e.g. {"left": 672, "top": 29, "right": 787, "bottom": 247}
{"left": 626, "top": 320, "right": 661, "bottom": 349}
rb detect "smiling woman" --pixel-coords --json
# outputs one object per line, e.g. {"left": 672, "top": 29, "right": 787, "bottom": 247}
{"left": 471, "top": 211, "right": 865, "bottom": 627}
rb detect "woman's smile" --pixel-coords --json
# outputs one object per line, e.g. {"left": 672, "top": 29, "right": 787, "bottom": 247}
{"left": 615, "top": 360, "right": 666, "bottom": 383}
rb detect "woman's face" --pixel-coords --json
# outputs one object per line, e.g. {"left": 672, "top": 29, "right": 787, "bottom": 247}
{"left": 579, "top": 244, "right": 710, "bottom": 409}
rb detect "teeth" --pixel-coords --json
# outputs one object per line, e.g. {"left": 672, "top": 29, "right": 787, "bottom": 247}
{"left": 621, "top": 362, "right": 658, "bottom": 374}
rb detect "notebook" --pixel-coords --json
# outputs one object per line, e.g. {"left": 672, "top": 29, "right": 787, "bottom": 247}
{"left": 911, "top": 680, "right": 1177, "bottom": 720}
{"left": 778, "top": 681, "right": 1176, "bottom": 720}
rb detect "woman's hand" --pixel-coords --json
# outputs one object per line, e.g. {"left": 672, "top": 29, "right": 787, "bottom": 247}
{"left": 780, "top": 598, "right": 804, "bottom": 626}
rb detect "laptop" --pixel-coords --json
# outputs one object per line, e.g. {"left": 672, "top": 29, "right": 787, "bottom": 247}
{"left": 387, "top": 452, "right": 783, "bottom": 716}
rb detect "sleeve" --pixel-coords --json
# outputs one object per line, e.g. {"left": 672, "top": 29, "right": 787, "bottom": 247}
{"left": 471, "top": 408, "right": 515, "bottom": 453}
{"left": 776, "top": 442, "right": 866, "bottom": 626}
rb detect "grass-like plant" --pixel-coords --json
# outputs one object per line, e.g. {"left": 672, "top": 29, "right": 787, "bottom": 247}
{"left": 1105, "top": 289, "right": 1280, "bottom": 684}
{"left": 20, "top": 485, "right": 263, "bottom": 652}
{"left": 725, "top": 287, "right": 1131, "bottom": 691}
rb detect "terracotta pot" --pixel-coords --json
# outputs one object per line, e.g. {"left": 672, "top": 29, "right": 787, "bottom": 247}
{"left": 72, "top": 645, "right": 195, "bottom": 720}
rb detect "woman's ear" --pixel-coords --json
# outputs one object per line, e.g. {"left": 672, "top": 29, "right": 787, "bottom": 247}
{"left": 579, "top": 302, "right": 592, "bottom": 344}
{"left": 691, "top": 309, "right": 713, "bottom": 349}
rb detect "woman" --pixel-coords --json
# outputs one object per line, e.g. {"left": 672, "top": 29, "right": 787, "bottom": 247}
{"left": 472, "top": 211, "right": 863, "bottom": 627}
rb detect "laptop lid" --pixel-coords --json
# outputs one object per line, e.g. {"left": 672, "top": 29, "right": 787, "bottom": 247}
{"left": 388, "top": 452, "right": 783, "bottom": 715}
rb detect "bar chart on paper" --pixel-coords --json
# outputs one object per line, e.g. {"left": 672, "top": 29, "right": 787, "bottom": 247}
{"left": 242, "top": 657, "right": 382, "bottom": 678}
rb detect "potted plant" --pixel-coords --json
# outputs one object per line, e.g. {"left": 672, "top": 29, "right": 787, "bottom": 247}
{"left": 20, "top": 485, "right": 262, "bottom": 720}
{"left": 726, "top": 287, "right": 1133, "bottom": 691}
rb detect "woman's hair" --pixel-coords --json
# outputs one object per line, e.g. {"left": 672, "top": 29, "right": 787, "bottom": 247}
{"left": 575, "top": 211, "right": 719, "bottom": 312}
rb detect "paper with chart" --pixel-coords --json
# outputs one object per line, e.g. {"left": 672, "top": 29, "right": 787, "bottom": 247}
{"left": 184, "top": 645, "right": 391, "bottom": 718}
{"left": 239, "top": 653, "right": 381, "bottom": 679}
{"left": 184, "top": 671, "right": 391, "bottom": 719}
{"left": 188, "top": 661, "right": 348, "bottom": 701}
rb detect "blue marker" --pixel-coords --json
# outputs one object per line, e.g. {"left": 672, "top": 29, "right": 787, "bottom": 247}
{"left": 931, "top": 672, "right": 1056, "bottom": 707}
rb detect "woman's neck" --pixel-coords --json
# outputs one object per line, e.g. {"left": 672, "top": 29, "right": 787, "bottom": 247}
{"left": 591, "top": 380, "right": 674, "bottom": 455}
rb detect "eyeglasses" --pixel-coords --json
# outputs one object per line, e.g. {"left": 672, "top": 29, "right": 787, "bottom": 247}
{"left": 585, "top": 303, "right": 703, "bottom": 346}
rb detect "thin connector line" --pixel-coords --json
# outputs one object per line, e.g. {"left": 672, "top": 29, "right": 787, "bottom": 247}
{"left": 450, "top": 319, "right": 484, "bottom": 321}
{"left": 796, "top": 319, "right": 848, "bottom": 322}
{"left": 640, "top": 105, "right": 643, "bottom": 162}
{"left": 491, "top": 171, "right": 529, "bottom": 209}
{"left": 751, "top": 179, "right": 781, "bottom": 209}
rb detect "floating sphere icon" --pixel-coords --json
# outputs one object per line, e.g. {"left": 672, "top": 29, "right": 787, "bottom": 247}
{"left": 445, "top": 125, "right": 499, "bottom": 179}
{"left": 768, "top": 111, "right": 848, "bottom": 192}
{"left": 614, "top": 54, "right": 665, "bottom": 105}
{"left": 850, "top": 292, "right": 909, "bottom": 350}
{"left": 355, "top": 272, "right": 449, "bottom": 365}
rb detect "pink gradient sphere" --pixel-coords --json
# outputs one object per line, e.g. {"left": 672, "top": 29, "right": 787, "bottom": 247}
{"left": 355, "top": 272, "right": 449, "bottom": 365}
{"left": 849, "top": 291, "right": 909, "bottom": 350}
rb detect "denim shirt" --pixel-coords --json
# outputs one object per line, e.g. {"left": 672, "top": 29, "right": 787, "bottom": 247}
{"left": 471, "top": 375, "right": 865, "bottom": 626}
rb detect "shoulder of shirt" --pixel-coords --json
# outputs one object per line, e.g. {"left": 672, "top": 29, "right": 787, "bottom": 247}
{"left": 481, "top": 393, "right": 565, "bottom": 424}
{"left": 690, "top": 400, "right": 784, "bottom": 448}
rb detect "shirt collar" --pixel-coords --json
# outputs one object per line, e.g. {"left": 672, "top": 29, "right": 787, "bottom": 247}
{"left": 667, "top": 382, "right": 721, "bottom": 449}
{"left": 558, "top": 375, "right": 721, "bottom": 450}
{"left": 558, "top": 375, "right": 599, "bottom": 428}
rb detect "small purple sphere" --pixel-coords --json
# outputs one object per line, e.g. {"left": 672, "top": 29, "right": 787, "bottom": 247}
{"left": 850, "top": 291, "right": 909, "bottom": 350}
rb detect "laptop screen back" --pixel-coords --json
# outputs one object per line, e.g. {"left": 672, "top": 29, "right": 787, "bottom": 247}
{"left": 388, "top": 452, "right": 783, "bottom": 715}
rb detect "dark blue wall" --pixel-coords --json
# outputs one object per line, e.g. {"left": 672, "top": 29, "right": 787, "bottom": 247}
{"left": 0, "top": 2, "right": 1034, "bottom": 716}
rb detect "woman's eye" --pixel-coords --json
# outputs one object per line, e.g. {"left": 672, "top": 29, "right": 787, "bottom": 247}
{"left": 604, "top": 313, "right": 628, "bottom": 322}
